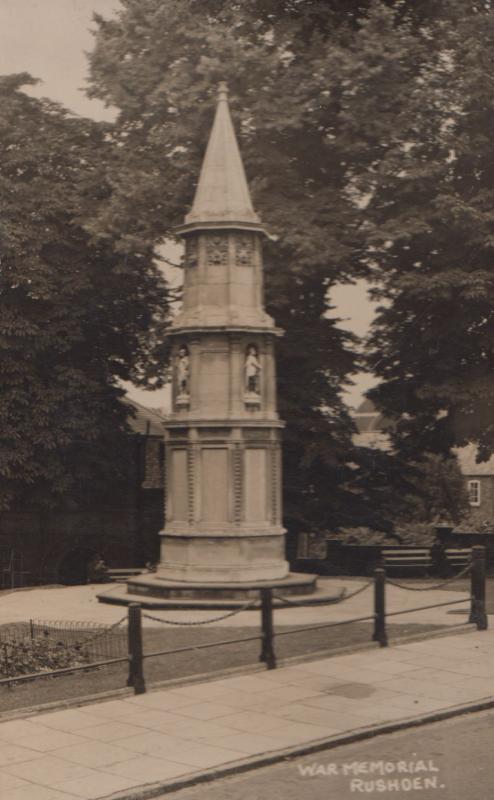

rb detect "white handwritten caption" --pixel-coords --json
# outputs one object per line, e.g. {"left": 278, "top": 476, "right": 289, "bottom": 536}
{"left": 297, "top": 759, "right": 445, "bottom": 792}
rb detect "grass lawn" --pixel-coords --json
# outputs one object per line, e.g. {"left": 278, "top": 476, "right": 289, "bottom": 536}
{"left": 0, "top": 619, "right": 448, "bottom": 715}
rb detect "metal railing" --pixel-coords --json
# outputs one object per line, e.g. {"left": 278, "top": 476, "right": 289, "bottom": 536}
{"left": 372, "top": 545, "right": 486, "bottom": 647}
{"left": 0, "top": 616, "right": 128, "bottom": 687}
{"left": 125, "top": 545, "right": 486, "bottom": 694}
{"left": 0, "top": 546, "right": 487, "bottom": 694}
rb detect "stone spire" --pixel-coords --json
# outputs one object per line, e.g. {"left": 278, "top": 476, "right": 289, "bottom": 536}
{"left": 182, "top": 82, "right": 262, "bottom": 232}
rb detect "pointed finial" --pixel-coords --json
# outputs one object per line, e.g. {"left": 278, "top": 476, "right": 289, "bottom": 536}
{"left": 177, "top": 79, "right": 264, "bottom": 233}
{"left": 217, "top": 81, "right": 229, "bottom": 102}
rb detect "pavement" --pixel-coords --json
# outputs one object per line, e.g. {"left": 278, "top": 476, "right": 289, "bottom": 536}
{"left": 1, "top": 580, "right": 492, "bottom": 800}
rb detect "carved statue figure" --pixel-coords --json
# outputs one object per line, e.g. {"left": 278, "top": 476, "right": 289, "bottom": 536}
{"left": 244, "top": 344, "right": 261, "bottom": 394}
{"left": 177, "top": 345, "right": 190, "bottom": 395}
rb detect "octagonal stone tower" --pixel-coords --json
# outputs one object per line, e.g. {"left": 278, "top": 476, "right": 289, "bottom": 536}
{"left": 99, "top": 84, "right": 319, "bottom": 606}
{"left": 158, "top": 83, "right": 288, "bottom": 584}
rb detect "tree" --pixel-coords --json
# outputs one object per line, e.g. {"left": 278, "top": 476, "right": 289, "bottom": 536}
{"left": 86, "top": 0, "right": 480, "bottom": 538}
{"left": 345, "top": 2, "right": 494, "bottom": 463}
{"left": 86, "top": 0, "right": 390, "bottom": 542}
{"left": 406, "top": 454, "right": 468, "bottom": 526}
{"left": 0, "top": 74, "right": 169, "bottom": 510}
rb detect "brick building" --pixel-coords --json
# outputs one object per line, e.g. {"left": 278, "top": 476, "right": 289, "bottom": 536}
{"left": 454, "top": 444, "right": 494, "bottom": 524}
{"left": 353, "top": 399, "right": 494, "bottom": 525}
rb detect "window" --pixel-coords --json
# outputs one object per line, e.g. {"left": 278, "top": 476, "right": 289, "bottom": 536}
{"left": 467, "top": 480, "right": 481, "bottom": 507}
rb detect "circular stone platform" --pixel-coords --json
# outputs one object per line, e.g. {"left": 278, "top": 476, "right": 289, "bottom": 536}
{"left": 97, "top": 572, "right": 334, "bottom": 610}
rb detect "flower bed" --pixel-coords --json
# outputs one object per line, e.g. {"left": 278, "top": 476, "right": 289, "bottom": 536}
{"left": 0, "top": 635, "right": 92, "bottom": 678}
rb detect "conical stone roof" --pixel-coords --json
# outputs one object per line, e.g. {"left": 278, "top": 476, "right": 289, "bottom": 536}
{"left": 172, "top": 82, "right": 276, "bottom": 333}
{"left": 182, "top": 83, "right": 262, "bottom": 231}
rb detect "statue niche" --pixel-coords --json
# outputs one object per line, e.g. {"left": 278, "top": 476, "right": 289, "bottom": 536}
{"left": 244, "top": 343, "right": 261, "bottom": 406}
{"left": 176, "top": 344, "right": 190, "bottom": 407}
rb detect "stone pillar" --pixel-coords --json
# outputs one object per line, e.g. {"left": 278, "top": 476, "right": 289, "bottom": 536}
{"left": 157, "top": 83, "right": 289, "bottom": 584}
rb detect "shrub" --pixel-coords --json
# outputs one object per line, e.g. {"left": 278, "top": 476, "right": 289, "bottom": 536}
{"left": 328, "top": 527, "right": 401, "bottom": 546}
{"left": 392, "top": 522, "right": 438, "bottom": 546}
{"left": 456, "top": 512, "right": 494, "bottom": 534}
{"left": 327, "top": 522, "right": 439, "bottom": 547}
{"left": 0, "top": 636, "right": 92, "bottom": 678}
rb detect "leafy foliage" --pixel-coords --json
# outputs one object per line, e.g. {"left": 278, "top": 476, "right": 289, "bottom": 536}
{"left": 86, "top": 0, "right": 482, "bottom": 537}
{"left": 3, "top": 0, "right": 480, "bottom": 535}
{"left": 0, "top": 75, "right": 170, "bottom": 509}
{"left": 401, "top": 454, "right": 469, "bottom": 526}
{"left": 0, "top": 635, "right": 91, "bottom": 678}
{"left": 349, "top": 2, "right": 494, "bottom": 462}
{"left": 86, "top": 0, "right": 396, "bottom": 539}
{"left": 323, "top": 450, "right": 467, "bottom": 545}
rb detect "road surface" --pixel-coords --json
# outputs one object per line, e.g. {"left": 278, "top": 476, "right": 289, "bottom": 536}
{"left": 165, "top": 708, "right": 494, "bottom": 800}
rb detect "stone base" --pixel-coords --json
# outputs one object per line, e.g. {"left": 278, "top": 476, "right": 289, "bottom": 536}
{"left": 98, "top": 571, "right": 321, "bottom": 609}
{"left": 128, "top": 571, "right": 316, "bottom": 599}
{"left": 159, "top": 532, "right": 288, "bottom": 583}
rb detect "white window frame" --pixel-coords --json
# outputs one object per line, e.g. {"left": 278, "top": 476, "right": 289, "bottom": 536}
{"left": 467, "top": 479, "right": 481, "bottom": 507}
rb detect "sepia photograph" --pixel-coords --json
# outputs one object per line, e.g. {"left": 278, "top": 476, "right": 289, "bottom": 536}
{"left": 1, "top": 1, "right": 494, "bottom": 799}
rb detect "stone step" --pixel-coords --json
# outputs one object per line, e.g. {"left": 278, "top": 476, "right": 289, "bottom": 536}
{"left": 97, "top": 576, "right": 350, "bottom": 611}
{"left": 107, "top": 568, "right": 145, "bottom": 582}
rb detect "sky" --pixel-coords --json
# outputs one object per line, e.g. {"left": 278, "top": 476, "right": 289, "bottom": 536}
{"left": 0, "top": 0, "right": 118, "bottom": 121}
{"left": 0, "top": 0, "right": 376, "bottom": 411}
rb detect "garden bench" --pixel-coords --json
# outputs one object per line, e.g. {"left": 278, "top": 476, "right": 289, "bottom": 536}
{"left": 444, "top": 547, "right": 471, "bottom": 568}
{"left": 381, "top": 546, "right": 432, "bottom": 574}
{"left": 107, "top": 568, "right": 144, "bottom": 582}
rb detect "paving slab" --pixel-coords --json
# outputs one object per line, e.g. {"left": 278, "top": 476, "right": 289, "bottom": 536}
{"left": 3, "top": 755, "right": 94, "bottom": 785}
{"left": 0, "top": 744, "right": 44, "bottom": 768}
{"left": 74, "top": 721, "right": 148, "bottom": 742}
{"left": 52, "top": 772, "right": 143, "bottom": 800}
{"left": 0, "top": 625, "right": 492, "bottom": 799}
{"left": 1, "top": 786, "right": 78, "bottom": 800}
{"left": 103, "top": 756, "right": 191, "bottom": 782}
{"left": 11, "top": 728, "right": 89, "bottom": 753}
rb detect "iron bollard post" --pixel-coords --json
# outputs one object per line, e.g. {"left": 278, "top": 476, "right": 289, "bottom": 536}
{"left": 373, "top": 568, "right": 388, "bottom": 647}
{"left": 127, "top": 603, "right": 146, "bottom": 694}
{"left": 469, "top": 545, "right": 488, "bottom": 630}
{"left": 259, "top": 588, "right": 276, "bottom": 669}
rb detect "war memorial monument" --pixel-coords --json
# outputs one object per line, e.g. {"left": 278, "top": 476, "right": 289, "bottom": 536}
{"left": 101, "top": 84, "right": 317, "bottom": 607}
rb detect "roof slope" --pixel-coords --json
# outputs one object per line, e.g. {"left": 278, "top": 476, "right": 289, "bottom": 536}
{"left": 354, "top": 402, "right": 494, "bottom": 476}
{"left": 124, "top": 398, "right": 166, "bottom": 437}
